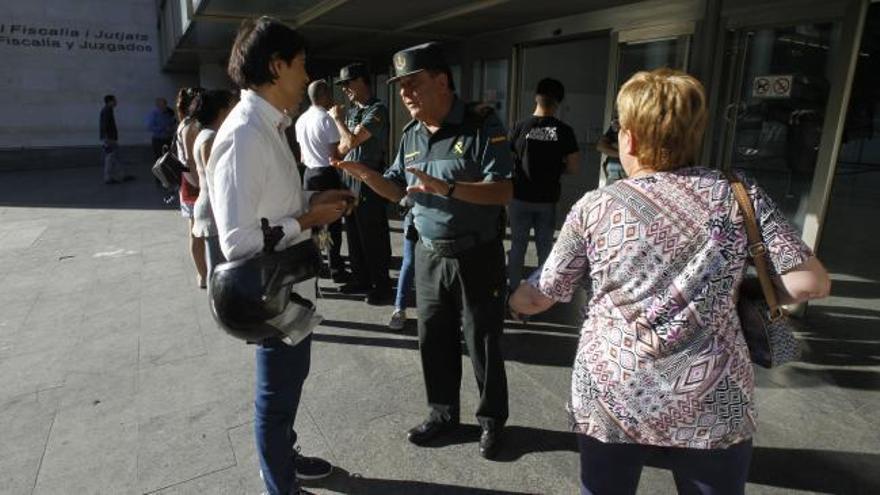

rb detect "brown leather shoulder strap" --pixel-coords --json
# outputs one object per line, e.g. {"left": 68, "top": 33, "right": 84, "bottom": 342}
{"left": 724, "top": 172, "right": 781, "bottom": 314}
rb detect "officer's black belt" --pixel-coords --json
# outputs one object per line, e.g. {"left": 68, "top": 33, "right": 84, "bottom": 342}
{"left": 420, "top": 232, "right": 497, "bottom": 257}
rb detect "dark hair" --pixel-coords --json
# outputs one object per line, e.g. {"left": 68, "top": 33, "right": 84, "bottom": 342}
{"left": 536, "top": 78, "right": 565, "bottom": 105}
{"left": 176, "top": 87, "right": 204, "bottom": 118}
{"left": 103, "top": 94, "right": 115, "bottom": 104}
{"left": 189, "top": 90, "right": 239, "bottom": 126}
{"left": 227, "top": 16, "right": 307, "bottom": 89}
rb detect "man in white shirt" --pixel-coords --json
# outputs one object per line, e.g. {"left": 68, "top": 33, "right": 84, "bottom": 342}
{"left": 208, "top": 17, "right": 352, "bottom": 495}
{"left": 294, "top": 80, "right": 349, "bottom": 282}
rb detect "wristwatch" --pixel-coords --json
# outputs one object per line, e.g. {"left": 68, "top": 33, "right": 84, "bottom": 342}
{"left": 444, "top": 180, "right": 456, "bottom": 198}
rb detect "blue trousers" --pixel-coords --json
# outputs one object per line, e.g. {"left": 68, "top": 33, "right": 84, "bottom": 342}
{"left": 507, "top": 199, "right": 556, "bottom": 290}
{"left": 578, "top": 435, "right": 752, "bottom": 495}
{"left": 394, "top": 236, "right": 416, "bottom": 310}
{"left": 255, "top": 335, "right": 312, "bottom": 495}
{"left": 204, "top": 235, "right": 224, "bottom": 281}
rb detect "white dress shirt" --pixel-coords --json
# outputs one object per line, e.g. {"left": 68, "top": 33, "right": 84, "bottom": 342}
{"left": 294, "top": 105, "right": 340, "bottom": 169}
{"left": 208, "top": 89, "right": 311, "bottom": 261}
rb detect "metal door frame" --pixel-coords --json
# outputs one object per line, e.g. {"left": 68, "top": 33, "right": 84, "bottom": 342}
{"left": 710, "top": 0, "right": 868, "bottom": 251}
{"left": 599, "top": 24, "right": 695, "bottom": 186}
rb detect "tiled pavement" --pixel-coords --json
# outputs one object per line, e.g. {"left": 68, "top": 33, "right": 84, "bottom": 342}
{"left": 0, "top": 165, "right": 877, "bottom": 494}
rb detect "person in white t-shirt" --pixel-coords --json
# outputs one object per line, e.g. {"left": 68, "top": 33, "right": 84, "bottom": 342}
{"left": 294, "top": 80, "right": 350, "bottom": 282}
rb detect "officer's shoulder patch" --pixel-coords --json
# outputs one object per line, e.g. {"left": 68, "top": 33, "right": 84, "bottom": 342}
{"left": 404, "top": 150, "right": 421, "bottom": 163}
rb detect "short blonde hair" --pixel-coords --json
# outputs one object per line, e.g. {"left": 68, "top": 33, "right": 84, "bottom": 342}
{"left": 616, "top": 68, "right": 707, "bottom": 171}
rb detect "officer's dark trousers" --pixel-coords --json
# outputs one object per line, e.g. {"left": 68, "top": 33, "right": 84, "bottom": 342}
{"left": 345, "top": 187, "right": 391, "bottom": 291}
{"left": 303, "top": 167, "right": 344, "bottom": 271}
{"left": 414, "top": 237, "right": 509, "bottom": 429}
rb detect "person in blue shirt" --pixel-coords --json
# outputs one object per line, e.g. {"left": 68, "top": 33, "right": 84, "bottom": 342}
{"left": 147, "top": 97, "right": 177, "bottom": 184}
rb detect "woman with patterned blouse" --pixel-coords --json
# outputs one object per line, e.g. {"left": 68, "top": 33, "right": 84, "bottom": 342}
{"left": 509, "top": 69, "right": 830, "bottom": 495}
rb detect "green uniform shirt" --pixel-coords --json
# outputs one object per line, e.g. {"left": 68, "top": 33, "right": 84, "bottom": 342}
{"left": 384, "top": 98, "right": 513, "bottom": 241}
{"left": 342, "top": 97, "right": 389, "bottom": 198}
{"left": 343, "top": 97, "right": 389, "bottom": 169}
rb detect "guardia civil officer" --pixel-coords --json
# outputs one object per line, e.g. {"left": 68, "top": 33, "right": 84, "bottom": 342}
{"left": 334, "top": 42, "right": 512, "bottom": 459}
{"left": 329, "top": 63, "right": 393, "bottom": 305}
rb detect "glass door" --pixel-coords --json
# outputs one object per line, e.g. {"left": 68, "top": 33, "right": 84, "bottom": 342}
{"left": 472, "top": 58, "right": 509, "bottom": 125}
{"left": 715, "top": 23, "right": 839, "bottom": 233}
{"left": 600, "top": 32, "right": 691, "bottom": 185}
{"left": 615, "top": 36, "right": 689, "bottom": 88}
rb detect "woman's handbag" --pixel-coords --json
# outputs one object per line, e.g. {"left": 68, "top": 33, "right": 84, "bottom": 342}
{"left": 727, "top": 174, "right": 802, "bottom": 368}
{"left": 151, "top": 133, "right": 188, "bottom": 191}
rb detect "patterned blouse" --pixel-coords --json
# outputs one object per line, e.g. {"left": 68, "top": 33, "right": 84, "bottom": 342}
{"left": 530, "top": 167, "right": 812, "bottom": 449}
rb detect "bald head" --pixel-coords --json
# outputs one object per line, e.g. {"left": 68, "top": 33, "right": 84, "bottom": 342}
{"left": 307, "top": 80, "right": 332, "bottom": 108}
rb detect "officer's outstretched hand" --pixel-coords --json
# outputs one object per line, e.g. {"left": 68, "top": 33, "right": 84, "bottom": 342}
{"left": 405, "top": 167, "right": 448, "bottom": 196}
{"left": 331, "top": 160, "right": 372, "bottom": 181}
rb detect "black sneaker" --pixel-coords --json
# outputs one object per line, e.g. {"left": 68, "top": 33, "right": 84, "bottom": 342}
{"left": 331, "top": 269, "right": 352, "bottom": 283}
{"left": 318, "top": 264, "right": 331, "bottom": 279}
{"left": 294, "top": 451, "right": 332, "bottom": 480}
{"left": 259, "top": 471, "right": 317, "bottom": 494}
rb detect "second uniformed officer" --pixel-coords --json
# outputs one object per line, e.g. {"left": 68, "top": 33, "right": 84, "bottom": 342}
{"left": 334, "top": 42, "right": 511, "bottom": 459}
{"left": 330, "top": 63, "right": 393, "bottom": 305}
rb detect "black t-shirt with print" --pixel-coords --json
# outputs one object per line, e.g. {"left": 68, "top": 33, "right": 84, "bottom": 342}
{"left": 509, "top": 116, "right": 578, "bottom": 203}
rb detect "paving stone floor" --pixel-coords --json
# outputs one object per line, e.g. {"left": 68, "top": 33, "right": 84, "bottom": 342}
{"left": 0, "top": 165, "right": 877, "bottom": 494}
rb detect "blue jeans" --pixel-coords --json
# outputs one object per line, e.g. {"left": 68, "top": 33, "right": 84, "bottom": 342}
{"left": 255, "top": 335, "right": 312, "bottom": 495}
{"left": 394, "top": 236, "right": 416, "bottom": 310}
{"left": 204, "top": 235, "right": 224, "bottom": 282}
{"left": 507, "top": 199, "right": 556, "bottom": 290}
{"left": 605, "top": 160, "right": 626, "bottom": 185}
{"left": 578, "top": 435, "right": 752, "bottom": 495}
{"left": 102, "top": 140, "right": 123, "bottom": 181}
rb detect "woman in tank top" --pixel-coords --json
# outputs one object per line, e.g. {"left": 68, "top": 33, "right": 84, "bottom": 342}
{"left": 188, "top": 89, "right": 239, "bottom": 281}
{"left": 175, "top": 87, "right": 207, "bottom": 288}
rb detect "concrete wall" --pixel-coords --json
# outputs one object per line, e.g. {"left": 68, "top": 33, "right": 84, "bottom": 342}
{"left": 199, "top": 60, "right": 232, "bottom": 89}
{"left": 0, "top": 0, "right": 197, "bottom": 150}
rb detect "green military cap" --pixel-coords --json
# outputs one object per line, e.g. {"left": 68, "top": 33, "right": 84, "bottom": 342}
{"left": 387, "top": 42, "right": 449, "bottom": 83}
{"left": 335, "top": 63, "right": 369, "bottom": 85}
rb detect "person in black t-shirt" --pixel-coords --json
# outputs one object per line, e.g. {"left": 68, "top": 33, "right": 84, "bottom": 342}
{"left": 507, "top": 78, "right": 580, "bottom": 291}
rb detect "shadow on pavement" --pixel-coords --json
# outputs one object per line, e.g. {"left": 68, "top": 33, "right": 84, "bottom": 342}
{"left": 315, "top": 320, "right": 578, "bottom": 368}
{"left": 305, "top": 466, "right": 536, "bottom": 494}
{"left": 745, "top": 446, "right": 880, "bottom": 494}
{"left": 0, "top": 166, "right": 179, "bottom": 210}
{"left": 413, "top": 424, "right": 578, "bottom": 464}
